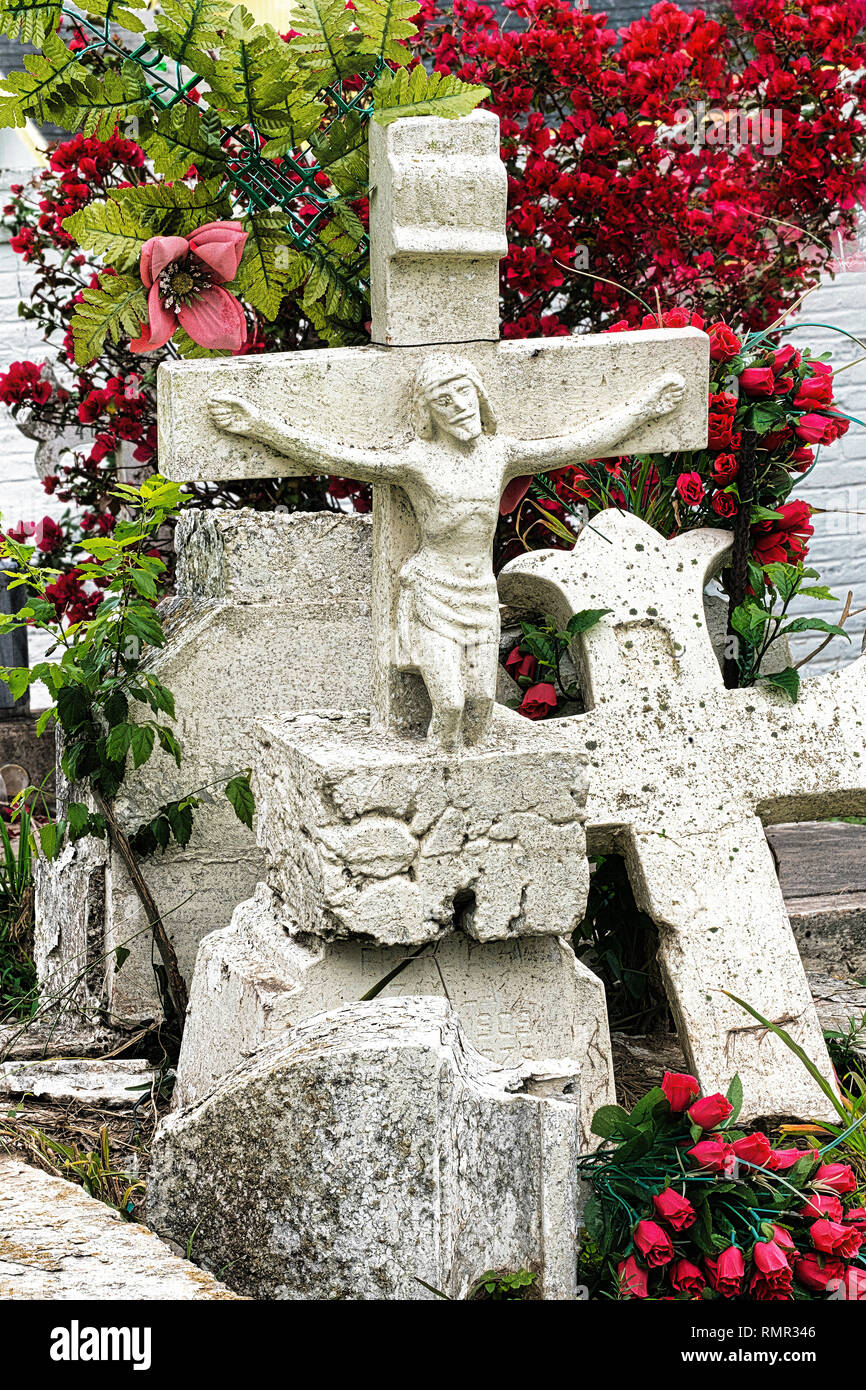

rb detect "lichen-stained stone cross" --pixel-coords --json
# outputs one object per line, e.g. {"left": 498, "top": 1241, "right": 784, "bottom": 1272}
{"left": 500, "top": 508, "right": 866, "bottom": 1123}
{"left": 159, "top": 112, "right": 710, "bottom": 752}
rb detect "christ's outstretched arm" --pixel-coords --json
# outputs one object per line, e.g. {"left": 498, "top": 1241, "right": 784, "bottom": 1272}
{"left": 209, "top": 394, "right": 406, "bottom": 483}
{"left": 503, "top": 372, "right": 687, "bottom": 479}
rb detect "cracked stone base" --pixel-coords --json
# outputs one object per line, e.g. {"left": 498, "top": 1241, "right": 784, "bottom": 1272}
{"left": 174, "top": 882, "right": 615, "bottom": 1146}
{"left": 151, "top": 997, "right": 586, "bottom": 1300}
{"left": 254, "top": 705, "right": 590, "bottom": 945}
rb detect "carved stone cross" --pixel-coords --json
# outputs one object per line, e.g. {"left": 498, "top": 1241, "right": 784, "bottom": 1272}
{"left": 159, "top": 112, "right": 709, "bottom": 750}
{"left": 500, "top": 508, "right": 866, "bottom": 1122}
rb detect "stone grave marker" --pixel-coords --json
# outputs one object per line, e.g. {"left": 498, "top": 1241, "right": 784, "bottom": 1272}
{"left": 500, "top": 507, "right": 866, "bottom": 1121}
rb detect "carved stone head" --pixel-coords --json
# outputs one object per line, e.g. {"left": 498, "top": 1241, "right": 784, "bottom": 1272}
{"left": 409, "top": 355, "right": 497, "bottom": 443}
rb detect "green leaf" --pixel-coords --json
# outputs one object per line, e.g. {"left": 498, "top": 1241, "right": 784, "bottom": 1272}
{"left": 0, "top": 0, "right": 61, "bottom": 44}
{"left": 114, "top": 944, "right": 130, "bottom": 973}
{"left": 0, "top": 31, "right": 79, "bottom": 127}
{"left": 129, "top": 724, "right": 156, "bottom": 769}
{"left": 63, "top": 198, "right": 151, "bottom": 274}
{"left": 66, "top": 801, "right": 90, "bottom": 838}
{"left": 372, "top": 65, "right": 488, "bottom": 124}
{"left": 209, "top": 7, "right": 303, "bottom": 126}
{"left": 70, "top": 272, "right": 148, "bottom": 368}
{"left": 225, "top": 772, "right": 255, "bottom": 829}
{"left": 140, "top": 102, "right": 228, "bottom": 182}
{"left": 0, "top": 665, "right": 35, "bottom": 701}
{"left": 38, "top": 819, "right": 64, "bottom": 861}
{"left": 66, "top": 60, "right": 151, "bottom": 141}
{"left": 730, "top": 599, "right": 770, "bottom": 646}
{"left": 798, "top": 585, "right": 839, "bottom": 601}
{"left": 354, "top": 0, "right": 419, "bottom": 63}
{"left": 724, "top": 1073, "right": 743, "bottom": 1127}
{"left": 566, "top": 608, "right": 612, "bottom": 637}
{"left": 761, "top": 563, "right": 800, "bottom": 604}
{"left": 235, "top": 214, "right": 307, "bottom": 319}
{"left": 778, "top": 617, "right": 850, "bottom": 640}
{"left": 105, "top": 722, "right": 134, "bottom": 762}
{"left": 290, "top": 0, "right": 358, "bottom": 84}
{"left": 628, "top": 1085, "right": 667, "bottom": 1126}
{"left": 590, "top": 1103, "right": 631, "bottom": 1139}
{"left": 156, "top": 725, "right": 182, "bottom": 768}
{"left": 167, "top": 798, "right": 197, "bottom": 847}
{"left": 56, "top": 684, "right": 91, "bottom": 734}
{"left": 111, "top": 179, "right": 232, "bottom": 236}
{"left": 103, "top": 689, "right": 129, "bottom": 729}
{"left": 152, "top": 0, "right": 234, "bottom": 78}
{"left": 757, "top": 666, "right": 800, "bottom": 703}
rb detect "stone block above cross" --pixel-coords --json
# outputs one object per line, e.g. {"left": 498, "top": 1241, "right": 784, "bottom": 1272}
{"left": 159, "top": 112, "right": 710, "bottom": 750}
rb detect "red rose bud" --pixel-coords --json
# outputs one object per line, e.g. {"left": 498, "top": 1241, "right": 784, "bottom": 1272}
{"left": 688, "top": 1093, "right": 733, "bottom": 1130}
{"left": 795, "top": 412, "right": 849, "bottom": 446}
{"left": 705, "top": 1245, "right": 745, "bottom": 1298}
{"left": 753, "top": 1239, "right": 791, "bottom": 1279}
{"left": 844, "top": 1207, "right": 866, "bottom": 1229}
{"left": 749, "top": 1270, "right": 793, "bottom": 1301}
{"left": 633, "top": 1219, "right": 674, "bottom": 1267}
{"left": 711, "top": 490, "right": 738, "bottom": 519}
{"left": 769, "top": 1147, "right": 807, "bottom": 1171}
{"left": 505, "top": 648, "right": 537, "bottom": 682}
{"left": 707, "top": 323, "right": 741, "bottom": 362}
{"left": 652, "top": 1188, "right": 696, "bottom": 1231}
{"left": 688, "top": 1139, "right": 735, "bottom": 1173}
{"left": 518, "top": 681, "right": 557, "bottom": 721}
{"left": 739, "top": 366, "right": 776, "bottom": 396}
{"left": 770, "top": 1225, "right": 796, "bottom": 1252}
{"left": 813, "top": 1163, "right": 858, "bottom": 1194}
{"left": 793, "top": 374, "right": 834, "bottom": 409}
{"left": 773, "top": 345, "right": 801, "bottom": 372}
{"left": 661, "top": 1070, "right": 699, "bottom": 1112}
{"left": 732, "top": 1133, "right": 772, "bottom": 1167}
{"left": 810, "top": 1219, "right": 862, "bottom": 1260}
{"left": 670, "top": 1258, "right": 705, "bottom": 1296}
{"left": 794, "top": 1253, "right": 845, "bottom": 1294}
{"left": 676, "top": 471, "right": 705, "bottom": 506}
{"left": 800, "top": 1192, "right": 843, "bottom": 1222}
{"left": 618, "top": 1255, "right": 648, "bottom": 1299}
{"left": 712, "top": 452, "right": 739, "bottom": 485}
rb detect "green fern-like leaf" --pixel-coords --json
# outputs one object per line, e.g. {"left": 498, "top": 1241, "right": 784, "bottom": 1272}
{"left": 70, "top": 272, "right": 148, "bottom": 366}
{"left": 257, "top": 91, "right": 328, "bottom": 157}
{"left": 66, "top": 60, "right": 151, "bottom": 140}
{"left": 111, "top": 179, "right": 233, "bottom": 234}
{"left": 0, "top": 31, "right": 80, "bottom": 128}
{"left": 0, "top": 0, "right": 61, "bottom": 43}
{"left": 290, "top": 0, "right": 361, "bottom": 85}
{"left": 303, "top": 111, "right": 368, "bottom": 197}
{"left": 234, "top": 213, "right": 307, "bottom": 318}
{"left": 139, "top": 103, "right": 228, "bottom": 182}
{"left": 152, "top": 0, "right": 233, "bottom": 80}
{"left": 354, "top": 0, "right": 419, "bottom": 64}
{"left": 63, "top": 197, "right": 151, "bottom": 272}
{"left": 372, "top": 65, "right": 488, "bottom": 124}
{"left": 171, "top": 327, "right": 233, "bottom": 359}
{"left": 84, "top": 0, "right": 147, "bottom": 33}
{"left": 209, "top": 7, "right": 301, "bottom": 125}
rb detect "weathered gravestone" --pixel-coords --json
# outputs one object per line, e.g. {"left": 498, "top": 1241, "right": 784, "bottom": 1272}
{"left": 148, "top": 112, "right": 709, "bottom": 1297}
{"left": 34, "top": 507, "right": 373, "bottom": 1026}
{"left": 499, "top": 508, "right": 864, "bottom": 1122}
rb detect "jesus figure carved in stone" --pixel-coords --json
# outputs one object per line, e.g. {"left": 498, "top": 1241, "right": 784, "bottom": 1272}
{"left": 210, "top": 354, "right": 686, "bottom": 750}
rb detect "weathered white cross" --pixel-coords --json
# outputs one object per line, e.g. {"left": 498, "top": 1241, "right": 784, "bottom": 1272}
{"left": 159, "top": 112, "right": 709, "bottom": 750}
{"left": 500, "top": 508, "right": 866, "bottom": 1121}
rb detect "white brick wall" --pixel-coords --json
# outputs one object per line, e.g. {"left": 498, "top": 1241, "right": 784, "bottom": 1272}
{"left": 787, "top": 263, "right": 866, "bottom": 674}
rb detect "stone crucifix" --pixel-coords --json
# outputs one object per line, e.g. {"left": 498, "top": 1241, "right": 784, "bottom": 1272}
{"left": 159, "top": 112, "right": 710, "bottom": 750}
{"left": 500, "top": 508, "right": 866, "bottom": 1122}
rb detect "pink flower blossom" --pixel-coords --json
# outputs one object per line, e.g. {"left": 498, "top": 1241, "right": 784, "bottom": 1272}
{"left": 130, "top": 221, "right": 248, "bottom": 354}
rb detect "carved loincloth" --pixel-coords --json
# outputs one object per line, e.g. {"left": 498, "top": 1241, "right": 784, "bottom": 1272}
{"left": 395, "top": 553, "right": 498, "bottom": 666}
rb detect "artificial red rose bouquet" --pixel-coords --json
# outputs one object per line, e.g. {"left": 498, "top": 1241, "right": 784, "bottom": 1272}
{"left": 579, "top": 1072, "right": 866, "bottom": 1302}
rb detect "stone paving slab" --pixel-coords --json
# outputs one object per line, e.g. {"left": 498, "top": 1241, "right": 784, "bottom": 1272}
{"left": 0, "top": 1158, "right": 244, "bottom": 1299}
{"left": 0, "top": 1059, "right": 157, "bottom": 1108}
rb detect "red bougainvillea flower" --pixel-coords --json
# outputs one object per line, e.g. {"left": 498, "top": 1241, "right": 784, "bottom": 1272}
{"left": 670, "top": 1258, "right": 705, "bottom": 1296}
{"left": 688, "top": 1138, "right": 735, "bottom": 1173}
{"left": 617, "top": 1255, "right": 648, "bottom": 1300}
{"left": 518, "top": 681, "right": 557, "bottom": 720}
{"left": 794, "top": 1253, "right": 845, "bottom": 1294}
{"left": 706, "top": 1246, "right": 745, "bottom": 1298}
{"left": 813, "top": 1162, "right": 858, "bottom": 1194}
{"left": 633, "top": 1219, "right": 674, "bottom": 1267}
{"left": 130, "top": 221, "right": 248, "bottom": 353}
{"left": 810, "top": 1219, "right": 862, "bottom": 1260}
{"left": 800, "top": 1192, "right": 844, "bottom": 1222}
{"left": 652, "top": 1188, "right": 696, "bottom": 1231}
{"left": 661, "top": 1071, "right": 699, "bottom": 1112}
{"left": 688, "top": 1093, "right": 733, "bottom": 1130}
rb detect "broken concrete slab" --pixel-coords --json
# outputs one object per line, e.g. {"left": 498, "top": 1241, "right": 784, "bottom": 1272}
{"left": 0, "top": 1059, "right": 156, "bottom": 1109}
